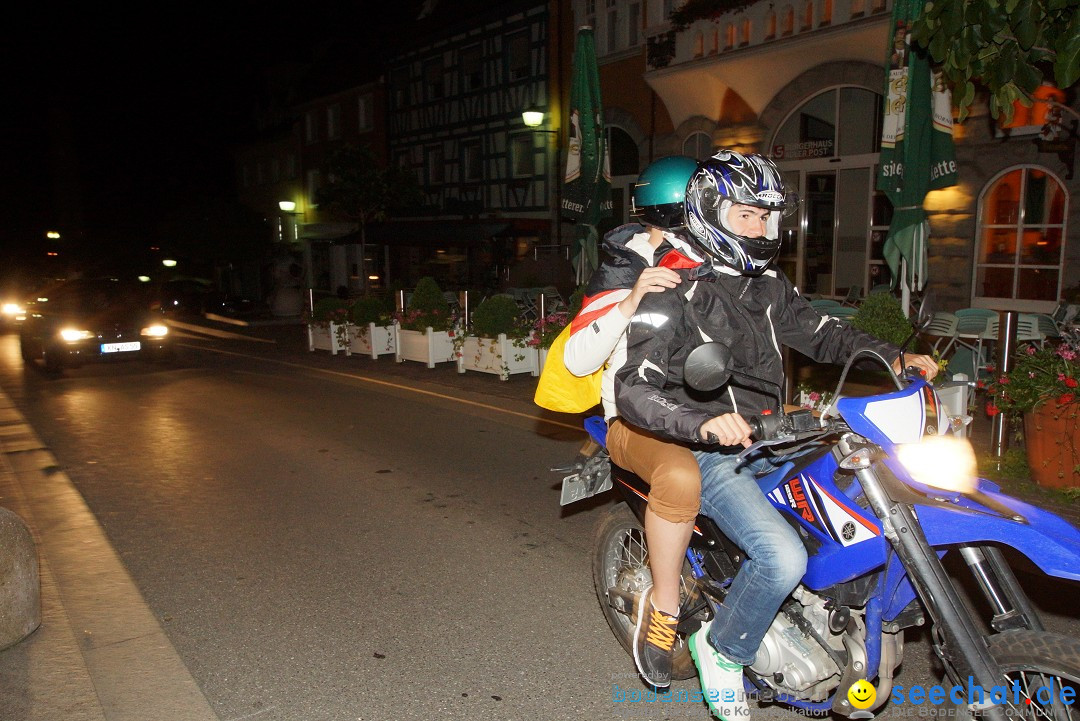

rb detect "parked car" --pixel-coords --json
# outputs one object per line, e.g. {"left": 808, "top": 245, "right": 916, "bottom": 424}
{"left": 19, "top": 278, "right": 171, "bottom": 372}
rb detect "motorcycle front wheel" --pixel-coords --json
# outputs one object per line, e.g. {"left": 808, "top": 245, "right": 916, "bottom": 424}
{"left": 591, "top": 502, "right": 700, "bottom": 681}
{"left": 938, "top": 629, "right": 1080, "bottom": 719}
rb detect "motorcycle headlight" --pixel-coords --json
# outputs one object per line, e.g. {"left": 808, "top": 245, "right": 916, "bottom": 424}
{"left": 2, "top": 302, "right": 24, "bottom": 317}
{"left": 141, "top": 324, "right": 169, "bottom": 338}
{"left": 895, "top": 435, "right": 977, "bottom": 494}
{"left": 59, "top": 328, "right": 94, "bottom": 342}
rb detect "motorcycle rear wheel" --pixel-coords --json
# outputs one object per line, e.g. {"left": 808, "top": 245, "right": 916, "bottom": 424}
{"left": 937, "top": 630, "right": 1080, "bottom": 719}
{"left": 591, "top": 502, "right": 701, "bottom": 682}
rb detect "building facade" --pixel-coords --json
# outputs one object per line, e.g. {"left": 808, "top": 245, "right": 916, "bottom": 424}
{"left": 579, "top": 0, "right": 1078, "bottom": 313}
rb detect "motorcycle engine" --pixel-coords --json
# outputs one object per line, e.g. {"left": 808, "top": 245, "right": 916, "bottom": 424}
{"left": 748, "top": 586, "right": 859, "bottom": 701}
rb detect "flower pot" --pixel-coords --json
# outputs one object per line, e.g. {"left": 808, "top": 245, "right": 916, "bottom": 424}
{"left": 308, "top": 322, "right": 349, "bottom": 355}
{"left": 348, "top": 323, "right": 396, "bottom": 359}
{"left": 1023, "top": 403, "right": 1080, "bottom": 488}
{"left": 456, "top": 334, "right": 538, "bottom": 381}
{"left": 537, "top": 347, "right": 549, "bottom": 375}
{"left": 394, "top": 324, "right": 457, "bottom": 368}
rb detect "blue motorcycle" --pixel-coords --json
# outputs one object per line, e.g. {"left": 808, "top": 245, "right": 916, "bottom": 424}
{"left": 562, "top": 344, "right": 1080, "bottom": 719}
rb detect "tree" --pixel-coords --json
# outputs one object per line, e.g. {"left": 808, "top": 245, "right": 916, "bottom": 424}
{"left": 316, "top": 144, "right": 423, "bottom": 292}
{"left": 912, "top": 0, "right": 1080, "bottom": 122}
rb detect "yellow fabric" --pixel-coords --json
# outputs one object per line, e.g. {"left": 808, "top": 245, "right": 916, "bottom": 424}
{"left": 533, "top": 323, "right": 602, "bottom": 413}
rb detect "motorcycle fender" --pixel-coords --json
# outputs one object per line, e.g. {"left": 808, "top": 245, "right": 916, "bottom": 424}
{"left": 916, "top": 496, "right": 1080, "bottom": 582}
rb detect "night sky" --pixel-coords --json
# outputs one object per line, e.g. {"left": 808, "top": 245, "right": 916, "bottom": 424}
{"left": 3, "top": 1, "right": 421, "bottom": 285}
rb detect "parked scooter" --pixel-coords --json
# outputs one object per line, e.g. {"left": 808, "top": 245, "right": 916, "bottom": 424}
{"left": 559, "top": 340, "right": 1080, "bottom": 718}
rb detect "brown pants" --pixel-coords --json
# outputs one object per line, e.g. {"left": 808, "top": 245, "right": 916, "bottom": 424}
{"left": 606, "top": 419, "right": 701, "bottom": 523}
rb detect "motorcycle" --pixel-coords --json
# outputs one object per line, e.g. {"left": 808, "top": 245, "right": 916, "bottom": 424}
{"left": 559, "top": 341, "right": 1080, "bottom": 719}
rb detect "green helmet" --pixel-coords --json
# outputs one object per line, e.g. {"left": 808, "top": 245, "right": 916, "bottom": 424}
{"left": 631, "top": 155, "right": 699, "bottom": 230}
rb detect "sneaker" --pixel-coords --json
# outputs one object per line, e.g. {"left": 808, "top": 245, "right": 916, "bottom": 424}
{"left": 632, "top": 586, "right": 679, "bottom": 688}
{"left": 689, "top": 620, "right": 748, "bottom": 720}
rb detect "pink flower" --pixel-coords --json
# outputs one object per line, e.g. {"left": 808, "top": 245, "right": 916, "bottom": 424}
{"left": 809, "top": 391, "right": 821, "bottom": 401}
{"left": 1026, "top": 345, "right": 1038, "bottom": 355}
{"left": 998, "top": 376, "right": 1009, "bottom": 385}
{"left": 1059, "top": 348, "right": 1077, "bottom": 361}
{"left": 1059, "top": 373, "right": 1068, "bottom": 381}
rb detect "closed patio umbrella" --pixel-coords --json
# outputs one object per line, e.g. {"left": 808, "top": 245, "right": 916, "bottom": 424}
{"left": 876, "top": 0, "right": 958, "bottom": 315}
{"left": 562, "top": 26, "right": 612, "bottom": 285}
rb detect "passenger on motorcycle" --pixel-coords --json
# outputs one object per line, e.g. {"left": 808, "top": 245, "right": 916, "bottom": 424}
{"left": 563, "top": 155, "right": 708, "bottom": 689}
{"left": 614, "top": 150, "right": 939, "bottom": 719}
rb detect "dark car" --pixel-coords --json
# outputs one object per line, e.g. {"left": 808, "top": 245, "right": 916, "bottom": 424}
{"left": 19, "top": 278, "right": 171, "bottom": 372}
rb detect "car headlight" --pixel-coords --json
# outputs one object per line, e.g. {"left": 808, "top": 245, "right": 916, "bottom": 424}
{"left": 2, "top": 303, "right": 25, "bottom": 317}
{"left": 141, "top": 324, "right": 169, "bottom": 338}
{"left": 895, "top": 435, "right": 977, "bottom": 494}
{"left": 59, "top": 328, "right": 95, "bottom": 342}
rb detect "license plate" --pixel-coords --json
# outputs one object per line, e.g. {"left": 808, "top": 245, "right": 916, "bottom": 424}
{"left": 101, "top": 341, "right": 141, "bottom": 353}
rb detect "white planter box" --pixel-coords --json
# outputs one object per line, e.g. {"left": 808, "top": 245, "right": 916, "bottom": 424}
{"left": 537, "top": 347, "right": 549, "bottom": 375}
{"left": 394, "top": 324, "right": 457, "bottom": 368}
{"left": 348, "top": 323, "right": 396, "bottom": 359}
{"left": 308, "top": 322, "right": 349, "bottom": 355}
{"left": 456, "top": 334, "right": 538, "bottom": 381}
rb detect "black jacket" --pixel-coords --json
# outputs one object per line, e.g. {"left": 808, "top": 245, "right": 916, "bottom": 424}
{"left": 614, "top": 264, "right": 899, "bottom": 445}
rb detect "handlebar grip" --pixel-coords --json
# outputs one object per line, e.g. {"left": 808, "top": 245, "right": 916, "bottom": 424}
{"left": 749, "top": 413, "right": 785, "bottom": 440}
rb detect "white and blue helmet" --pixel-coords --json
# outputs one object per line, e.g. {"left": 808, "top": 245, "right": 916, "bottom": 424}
{"left": 685, "top": 150, "right": 799, "bottom": 276}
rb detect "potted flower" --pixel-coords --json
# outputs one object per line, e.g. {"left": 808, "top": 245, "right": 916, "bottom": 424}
{"left": 307, "top": 297, "right": 352, "bottom": 355}
{"left": 394, "top": 277, "right": 459, "bottom": 368}
{"left": 526, "top": 285, "right": 585, "bottom": 373}
{"left": 985, "top": 330, "right": 1080, "bottom": 488}
{"left": 348, "top": 296, "right": 396, "bottom": 359}
{"left": 457, "top": 294, "right": 536, "bottom": 380}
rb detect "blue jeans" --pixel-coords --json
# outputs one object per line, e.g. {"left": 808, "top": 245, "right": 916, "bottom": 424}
{"left": 693, "top": 448, "right": 808, "bottom": 665}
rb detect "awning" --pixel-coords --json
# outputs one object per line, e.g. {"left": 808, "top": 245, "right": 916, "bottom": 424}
{"left": 366, "top": 220, "right": 513, "bottom": 247}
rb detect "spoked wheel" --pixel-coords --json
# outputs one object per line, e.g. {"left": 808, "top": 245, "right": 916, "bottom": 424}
{"left": 940, "top": 630, "right": 1080, "bottom": 719}
{"left": 591, "top": 502, "right": 703, "bottom": 681}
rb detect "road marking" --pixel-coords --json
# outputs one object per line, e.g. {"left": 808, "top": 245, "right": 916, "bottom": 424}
{"left": 166, "top": 319, "right": 276, "bottom": 342}
{"left": 184, "top": 344, "right": 587, "bottom": 433}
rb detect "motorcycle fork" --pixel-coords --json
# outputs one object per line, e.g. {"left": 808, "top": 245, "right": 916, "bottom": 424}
{"left": 958, "top": 544, "right": 1044, "bottom": 633}
{"left": 854, "top": 462, "right": 1009, "bottom": 721}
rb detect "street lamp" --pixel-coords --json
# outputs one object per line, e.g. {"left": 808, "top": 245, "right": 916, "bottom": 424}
{"left": 521, "top": 106, "right": 562, "bottom": 245}
{"left": 278, "top": 200, "right": 302, "bottom": 245}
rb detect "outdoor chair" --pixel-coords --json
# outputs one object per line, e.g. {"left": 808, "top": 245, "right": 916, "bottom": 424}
{"left": 1022, "top": 313, "right": 1059, "bottom": 347}
{"left": 948, "top": 309, "right": 998, "bottom": 379}
{"left": 920, "top": 312, "right": 959, "bottom": 354}
{"left": 810, "top": 299, "right": 842, "bottom": 313}
{"left": 841, "top": 285, "right": 862, "bottom": 307}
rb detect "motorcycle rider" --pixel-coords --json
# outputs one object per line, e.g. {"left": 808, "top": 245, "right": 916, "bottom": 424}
{"left": 563, "top": 155, "right": 709, "bottom": 689}
{"left": 613, "top": 150, "right": 939, "bottom": 719}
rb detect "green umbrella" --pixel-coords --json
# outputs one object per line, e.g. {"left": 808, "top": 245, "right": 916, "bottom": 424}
{"left": 562, "top": 26, "right": 611, "bottom": 285}
{"left": 876, "top": 0, "right": 957, "bottom": 313}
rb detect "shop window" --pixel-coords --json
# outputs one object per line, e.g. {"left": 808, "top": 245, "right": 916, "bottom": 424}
{"left": 974, "top": 166, "right": 1067, "bottom": 305}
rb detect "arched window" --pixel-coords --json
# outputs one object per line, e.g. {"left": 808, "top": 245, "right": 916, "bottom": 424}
{"left": 802, "top": 0, "right": 814, "bottom": 30}
{"left": 782, "top": 5, "right": 794, "bottom": 35}
{"left": 739, "top": 18, "right": 751, "bottom": 46}
{"left": 709, "top": 28, "right": 720, "bottom": 55}
{"left": 850, "top": 0, "right": 865, "bottom": 17}
{"left": 821, "top": 0, "right": 832, "bottom": 25}
{"left": 764, "top": 10, "right": 777, "bottom": 40}
{"left": 974, "top": 166, "right": 1068, "bottom": 308}
{"left": 724, "top": 23, "right": 735, "bottom": 50}
{"left": 682, "top": 131, "right": 713, "bottom": 160}
{"left": 693, "top": 31, "right": 704, "bottom": 58}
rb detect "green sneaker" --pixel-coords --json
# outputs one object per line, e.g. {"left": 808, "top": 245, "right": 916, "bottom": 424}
{"left": 689, "top": 620, "right": 748, "bottom": 720}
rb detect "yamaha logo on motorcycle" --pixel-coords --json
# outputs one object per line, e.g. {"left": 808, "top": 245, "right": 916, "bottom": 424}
{"left": 559, "top": 346, "right": 1080, "bottom": 719}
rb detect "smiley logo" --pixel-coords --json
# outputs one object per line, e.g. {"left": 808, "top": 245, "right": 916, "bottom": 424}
{"left": 848, "top": 679, "right": 876, "bottom": 710}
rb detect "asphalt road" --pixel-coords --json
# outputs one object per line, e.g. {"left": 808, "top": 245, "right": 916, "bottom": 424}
{"left": 0, "top": 322, "right": 1077, "bottom": 721}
